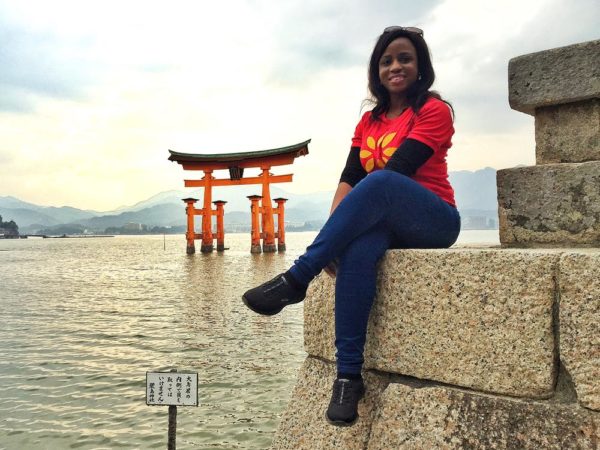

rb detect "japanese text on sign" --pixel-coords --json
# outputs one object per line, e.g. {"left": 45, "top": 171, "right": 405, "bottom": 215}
{"left": 146, "top": 372, "right": 198, "bottom": 406}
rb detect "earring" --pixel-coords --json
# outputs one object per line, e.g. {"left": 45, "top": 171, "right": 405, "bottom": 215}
{"left": 418, "top": 73, "right": 422, "bottom": 80}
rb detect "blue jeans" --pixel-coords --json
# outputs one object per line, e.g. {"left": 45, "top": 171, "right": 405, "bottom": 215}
{"left": 289, "top": 170, "right": 460, "bottom": 374}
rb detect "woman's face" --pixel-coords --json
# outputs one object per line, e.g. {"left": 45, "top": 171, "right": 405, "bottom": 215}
{"left": 378, "top": 37, "right": 419, "bottom": 97}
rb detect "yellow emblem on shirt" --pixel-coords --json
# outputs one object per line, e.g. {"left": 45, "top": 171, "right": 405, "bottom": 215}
{"left": 360, "top": 132, "right": 398, "bottom": 172}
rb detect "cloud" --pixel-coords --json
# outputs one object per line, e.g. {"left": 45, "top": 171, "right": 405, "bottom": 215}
{"left": 0, "top": 148, "right": 16, "bottom": 165}
{"left": 0, "top": 17, "right": 101, "bottom": 111}
{"left": 263, "top": 0, "right": 445, "bottom": 85}
{"left": 423, "top": 0, "right": 600, "bottom": 134}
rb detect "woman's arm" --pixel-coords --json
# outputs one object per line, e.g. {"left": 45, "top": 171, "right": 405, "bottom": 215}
{"left": 337, "top": 145, "right": 367, "bottom": 210}
{"left": 324, "top": 182, "right": 353, "bottom": 278}
{"left": 325, "top": 145, "right": 366, "bottom": 277}
{"left": 330, "top": 181, "right": 353, "bottom": 214}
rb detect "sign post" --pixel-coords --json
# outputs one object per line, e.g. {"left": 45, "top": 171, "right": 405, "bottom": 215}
{"left": 146, "top": 369, "right": 198, "bottom": 450}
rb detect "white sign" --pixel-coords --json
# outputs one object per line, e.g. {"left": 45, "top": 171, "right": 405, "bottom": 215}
{"left": 146, "top": 372, "right": 198, "bottom": 406}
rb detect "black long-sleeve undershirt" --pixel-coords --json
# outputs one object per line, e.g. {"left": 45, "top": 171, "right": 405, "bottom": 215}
{"left": 339, "top": 138, "right": 434, "bottom": 187}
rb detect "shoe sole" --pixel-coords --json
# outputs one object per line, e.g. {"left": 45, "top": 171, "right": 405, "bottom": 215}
{"left": 325, "top": 412, "right": 359, "bottom": 427}
{"left": 242, "top": 295, "right": 283, "bottom": 316}
{"left": 325, "top": 387, "right": 365, "bottom": 427}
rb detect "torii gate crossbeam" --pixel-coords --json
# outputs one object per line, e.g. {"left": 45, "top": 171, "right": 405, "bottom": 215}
{"left": 168, "top": 140, "right": 310, "bottom": 254}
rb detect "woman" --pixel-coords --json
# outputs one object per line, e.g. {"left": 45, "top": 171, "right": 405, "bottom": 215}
{"left": 243, "top": 26, "right": 460, "bottom": 426}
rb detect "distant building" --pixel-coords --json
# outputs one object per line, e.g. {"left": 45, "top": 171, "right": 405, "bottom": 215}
{"left": 122, "top": 222, "right": 143, "bottom": 231}
{"left": 461, "top": 215, "right": 498, "bottom": 230}
{"left": 0, "top": 227, "right": 20, "bottom": 238}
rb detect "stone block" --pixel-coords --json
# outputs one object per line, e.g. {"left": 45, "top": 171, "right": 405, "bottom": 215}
{"left": 497, "top": 162, "right": 600, "bottom": 247}
{"left": 509, "top": 39, "right": 600, "bottom": 115}
{"left": 367, "top": 383, "right": 600, "bottom": 449}
{"left": 535, "top": 99, "right": 600, "bottom": 164}
{"left": 270, "top": 357, "right": 389, "bottom": 450}
{"left": 559, "top": 251, "right": 600, "bottom": 411}
{"left": 304, "top": 248, "right": 558, "bottom": 398}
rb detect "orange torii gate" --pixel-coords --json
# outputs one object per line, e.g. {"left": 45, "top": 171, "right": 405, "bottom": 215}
{"left": 168, "top": 140, "right": 310, "bottom": 254}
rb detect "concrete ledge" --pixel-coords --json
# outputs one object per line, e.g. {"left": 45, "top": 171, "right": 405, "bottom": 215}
{"left": 270, "top": 357, "right": 389, "bottom": 450}
{"left": 535, "top": 99, "right": 600, "bottom": 164}
{"left": 367, "top": 383, "right": 599, "bottom": 449}
{"left": 508, "top": 39, "right": 600, "bottom": 115}
{"left": 304, "top": 248, "right": 558, "bottom": 398}
{"left": 559, "top": 251, "right": 600, "bottom": 411}
{"left": 497, "top": 162, "right": 600, "bottom": 247}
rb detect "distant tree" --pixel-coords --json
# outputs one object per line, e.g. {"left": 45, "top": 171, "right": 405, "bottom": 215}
{"left": 0, "top": 215, "right": 20, "bottom": 237}
{"left": 39, "top": 224, "right": 84, "bottom": 235}
{"left": 0, "top": 216, "right": 19, "bottom": 231}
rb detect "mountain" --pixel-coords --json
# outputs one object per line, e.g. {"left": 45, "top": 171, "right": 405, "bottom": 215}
{"left": 0, "top": 196, "right": 100, "bottom": 228}
{"left": 1, "top": 167, "right": 499, "bottom": 233}
{"left": 0, "top": 207, "right": 60, "bottom": 228}
{"left": 449, "top": 167, "right": 497, "bottom": 210}
{"left": 80, "top": 203, "right": 185, "bottom": 229}
{"left": 104, "top": 185, "right": 335, "bottom": 214}
{"left": 106, "top": 190, "right": 192, "bottom": 214}
{"left": 0, "top": 196, "right": 41, "bottom": 210}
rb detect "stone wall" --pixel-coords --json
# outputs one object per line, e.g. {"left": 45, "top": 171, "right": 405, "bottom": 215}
{"left": 272, "top": 249, "right": 599, "bottom": 449}
{"left": 272, "top": 39, "right": 600, "bottom": 449}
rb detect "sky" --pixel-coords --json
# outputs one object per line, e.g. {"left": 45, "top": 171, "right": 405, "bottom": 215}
{"left": 0, "top": 0, "right": 598, "bottom": 211}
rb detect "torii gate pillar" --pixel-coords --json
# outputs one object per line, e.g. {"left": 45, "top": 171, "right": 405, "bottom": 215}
{"left": 183, "top": 197, "right": 199, "bottom": 254}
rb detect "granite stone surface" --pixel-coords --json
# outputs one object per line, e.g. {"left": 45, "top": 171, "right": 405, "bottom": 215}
{"left": 535, "top": 99, "right": 600, "bottom": 164}
{"left": 304, "top": 248, "right": 558, "bottom": 397}
{"left": 559, "top": 251, "right": 600, "bottom": 411}
{"left": 497, "top": 162, "right": 600, "bottom": 247}
{"left": 270, "top": 357, "right": 389, "bottom": 450}
{"left": 367, "top": 383, "right": 600, "bottom": 449}
{"left": 508, "top": 39, "right": 600, "bottom": 115}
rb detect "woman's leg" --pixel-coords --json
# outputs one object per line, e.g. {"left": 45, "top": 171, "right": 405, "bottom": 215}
{"left": 289, "top": 170, "right": 460, "bottom": 286}
{"left": 242, "top": 170, "right": 459, "bottom": 316}
{"left": 325, "top": 173, "right": 459, "bottom": 425}
{"left": 334, "top": 225, "right": 391, "bottom": 376}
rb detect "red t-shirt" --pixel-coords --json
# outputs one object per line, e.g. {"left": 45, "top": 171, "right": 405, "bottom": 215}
{"left": 352, "top": 97, "right": 456, "bottom": 206}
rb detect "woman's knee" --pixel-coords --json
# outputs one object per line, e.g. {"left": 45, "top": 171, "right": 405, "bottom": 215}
{"left": 356, "top": 170, "right": 413, "bottom": 198}
{"left": 338, "top": 230, "right": 389, "bottom": 269}
{"left": 362, "top": 169, "right": 404, "bottom": 187}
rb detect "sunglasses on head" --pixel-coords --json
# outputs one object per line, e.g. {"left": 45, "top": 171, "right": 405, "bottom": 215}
{"left": 383, "top": 26, "right": 424, "bottom": 37}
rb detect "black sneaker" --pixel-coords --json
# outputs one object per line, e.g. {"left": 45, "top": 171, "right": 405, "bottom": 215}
{"left": 325, "top": 377, "right": 365, "bottom": 426}
{"left": 242, "top": 274, "right": 306, "bottom": 316}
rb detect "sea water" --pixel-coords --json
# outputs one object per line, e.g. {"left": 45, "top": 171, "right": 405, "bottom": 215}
{"left": 0, "top": 230, "right": 499, "bottom": 449}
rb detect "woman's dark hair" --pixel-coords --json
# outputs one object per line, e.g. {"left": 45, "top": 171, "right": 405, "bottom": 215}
{"left": 367, "top": 29, "right": 450, "bottom": 120}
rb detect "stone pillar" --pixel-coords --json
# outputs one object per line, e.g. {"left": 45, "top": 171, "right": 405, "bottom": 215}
{"left": 247, "top": 195, "right": 262, "bottom": 254}
{"left": 213, "top": 200, "right": 227, "bottom": 252}
{"left": 274, "top": 197, "right": 287, "bottom": 252}
{"left": 182, "top": 197, "right": 198, "bottom": 254}
{"left": 499, "top": 39, "right": 600, "bottom": 427}
{"left": 499, "top": 39, "right": 600, "bottom": 247}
